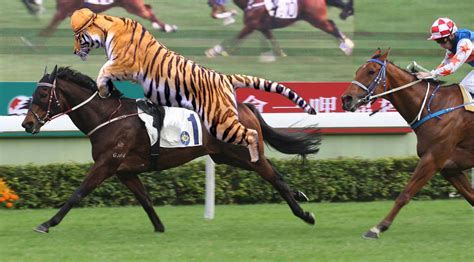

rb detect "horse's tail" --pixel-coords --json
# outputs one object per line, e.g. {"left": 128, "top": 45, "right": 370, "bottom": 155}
{"left": 228, "top": 74, "right": 317, "bottom": 115}
{"left": 245, "top": 103, "right": 321, "bottom": 157}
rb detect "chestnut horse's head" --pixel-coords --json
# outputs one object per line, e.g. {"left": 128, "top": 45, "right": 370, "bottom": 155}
{"left": 22, "top": 66, "right": 63, "bottom": 134}
{"left": 341, "top": 48, "right": 391, "bottom": 112}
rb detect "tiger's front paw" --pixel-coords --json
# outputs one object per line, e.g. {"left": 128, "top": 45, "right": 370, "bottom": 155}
{"left": 98, "top": 85, "right": 111, "bottom": 99}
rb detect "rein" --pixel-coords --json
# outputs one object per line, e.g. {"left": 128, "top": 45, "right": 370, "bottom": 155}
{"left": 351, "top": 59, "right": 423, "bottom": 104}
{"left": 351, "top": 58, "right": 474, "bottom": 129}
{"left": 34, "top": 81, "right": 98, "bottom": 124}
{"left": 35, "top": 80, "right": 141, "bottom": 136}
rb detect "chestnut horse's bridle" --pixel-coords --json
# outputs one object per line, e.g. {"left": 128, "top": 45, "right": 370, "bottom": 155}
{"left": 351, "top": 58, "right": 424, "bottom": 105}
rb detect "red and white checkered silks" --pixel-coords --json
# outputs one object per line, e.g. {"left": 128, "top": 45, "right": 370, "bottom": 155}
{"left": 428, "top": 17, "right": 458, "bottom": 40}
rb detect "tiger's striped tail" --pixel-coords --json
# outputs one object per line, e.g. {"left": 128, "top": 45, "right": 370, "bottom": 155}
{"left": 228, "top": 74, "right": 317, "bottom": 115}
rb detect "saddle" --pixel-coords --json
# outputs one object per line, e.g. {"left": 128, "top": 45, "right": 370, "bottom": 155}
{"left": 459, "top": 84, "right": 474, "bottom": 112}
{"left": 136, "top": 99, "right": 165, "bottom": 170}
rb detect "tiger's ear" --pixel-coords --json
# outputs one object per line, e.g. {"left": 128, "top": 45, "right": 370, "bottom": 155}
{"left": 49, "top": 65, "right": 58, "bottom": 82}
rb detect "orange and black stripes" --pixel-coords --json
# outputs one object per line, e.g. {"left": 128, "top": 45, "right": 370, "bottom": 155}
{"left": 75, "top": 13, "right": 316, "bottom": 161}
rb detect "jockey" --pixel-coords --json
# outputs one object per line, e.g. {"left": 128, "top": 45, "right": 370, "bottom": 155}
{"left": 208, "top": 0, "right": 237, "bottom": 26}
{"left": 416, "top": 18, "right": 474, "bottom": 96}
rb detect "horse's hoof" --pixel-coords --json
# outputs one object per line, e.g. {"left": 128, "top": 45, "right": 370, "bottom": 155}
{"left": 155, "top": 225, "right": 165, "bottom": 233}
{"left": 33, "top": 225, "right": 49, "bottom": 234}
{"left": 205, "top": 45, "right": 228, "bottom": 58}
{"left": 259, "top": 51, "right": 277, "bottom": 63}
{"left": 163, "top": 24, "right": 178, "bottom": 33}
{"left": 362, "top": 228, "right": 380, "bottom": 240}
{"left": 304, "top": 212, "right": 315, "bottom": 225}
{"left": 339, "top": 39, "right": 354, "bottom": 56}
{"left": 223, "top": 16, "right": 235, "bottom": 26}
{"left": 340, "top": 9, "right": 354, "bottom": 20}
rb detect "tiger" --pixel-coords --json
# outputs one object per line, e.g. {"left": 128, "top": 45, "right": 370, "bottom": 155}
{"left": 70, "top": 8, "right": 317, "bottom": 162}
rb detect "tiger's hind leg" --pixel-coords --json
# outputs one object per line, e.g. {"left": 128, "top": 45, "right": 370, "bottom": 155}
{"left": 245, "top": 128, "right": 259, "bottom": 162}
{"left": 219, "top": 122, "right": 259, "bottom": 162}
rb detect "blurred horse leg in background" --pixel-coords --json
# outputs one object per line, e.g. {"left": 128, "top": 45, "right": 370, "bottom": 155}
{"left": 206, "top": 0, "right": 354, "bottom": 60}
{"left": 208, "top": 0, "right": 238, "bottom": 26}
{"left": 21, "top": 0, "right": 45, "bottom": 16}
{"left": 38, "top": 0, "right": 178, "bottom": 37}
{"left": 117, "top": 0, "right": 178, "bottom": 32}
{"left": 326, "top": 0, "right": 353, "bottom": 20}
{"left": 302, "top": 0, "right": 354, "bottom": 55}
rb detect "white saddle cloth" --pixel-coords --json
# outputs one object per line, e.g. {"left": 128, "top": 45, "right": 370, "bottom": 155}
{"left": 264, "top": 0, "right": 298, "bottom": 19}
{"left": 138, "top": 106, "right": 203, "bottom": 148}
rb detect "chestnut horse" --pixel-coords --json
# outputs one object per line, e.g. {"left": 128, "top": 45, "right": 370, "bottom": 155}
{"left": 22, "top": 66, "right": 321, "bottom": 233}
{"left": 39, "top": 0, "right": 177, "bottom": 36}
{"left": 205, "top": 0, "right": 354, "bottom": 60}
{"left": 341, "top": 49, "right": 474, "bottom": 239}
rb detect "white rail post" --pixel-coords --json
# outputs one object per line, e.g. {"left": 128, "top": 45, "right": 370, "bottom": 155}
{"left": 204, "top": 156, "right": 215, "bottom": 220}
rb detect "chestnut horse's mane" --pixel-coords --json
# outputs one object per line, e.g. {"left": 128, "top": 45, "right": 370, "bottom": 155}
{"left": 370, "top": 54, "right": 445, "bottom": 86}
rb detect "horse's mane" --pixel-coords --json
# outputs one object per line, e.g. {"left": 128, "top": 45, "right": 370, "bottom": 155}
{"left": 56, "top": 67, "right": 124, "bottom": 98}
{"left": 370, "top": 54, "right": 445, "bottom": 85}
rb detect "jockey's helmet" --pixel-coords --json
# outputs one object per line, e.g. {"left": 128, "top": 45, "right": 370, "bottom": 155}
{"left": 71, "top": 8, "right": 97, "bottom": 34}
{"left": 428, "top": 17, "right": 457, "bottom": 40}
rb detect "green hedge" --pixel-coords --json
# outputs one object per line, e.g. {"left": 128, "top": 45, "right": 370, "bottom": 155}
{"left": 0, "top": 157, "right": 456, "bottom": 209}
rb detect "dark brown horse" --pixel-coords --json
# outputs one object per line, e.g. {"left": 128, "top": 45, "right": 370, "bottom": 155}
{"left": 22, "top": 66, "right": 321, "bottom": 233}
{"left": 341, "top": 49, "right": 474, "bottom": 239}
{"left": 205, "top": 0, "right": 354, "bottom": 60}
{"left": 39, "top": 0, "right": 177, "bottom": 36}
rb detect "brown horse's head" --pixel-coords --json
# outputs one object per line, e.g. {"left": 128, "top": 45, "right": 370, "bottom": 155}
{"left": 22, "top": 66, "right": 63, "bottom": 134}
{"left": 341, "top": 48, "right": 391, "bottom": 112}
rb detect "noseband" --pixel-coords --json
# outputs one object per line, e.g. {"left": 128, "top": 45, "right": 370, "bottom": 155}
{"left": 351, "top": 58, "right": 387, "bottom": 104}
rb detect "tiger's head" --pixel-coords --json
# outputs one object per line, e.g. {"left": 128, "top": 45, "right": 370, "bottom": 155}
{"left": 70, "top": 8, "right": 105, "bottom": 61}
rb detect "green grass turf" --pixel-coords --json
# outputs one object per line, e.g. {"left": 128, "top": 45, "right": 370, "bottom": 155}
{"left": 0, "top": 200, "right": 472, "bottom": 261}
{"left": 0, "top": 0, "right": 471, "bottom": 82}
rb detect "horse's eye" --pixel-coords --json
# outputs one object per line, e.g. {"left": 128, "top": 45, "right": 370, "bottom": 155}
{"left": 40, "top": 88, "right": 48, "bottom": 98}
{"left": 368, "top": 70, "right": 375, "bottom": 75}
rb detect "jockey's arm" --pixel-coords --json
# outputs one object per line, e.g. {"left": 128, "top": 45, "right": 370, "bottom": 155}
{"left": 435, "top": 51, "right": 451, "bottom": 69}
{"left": 432, "top": 38, "right": 473, "bottom": 77}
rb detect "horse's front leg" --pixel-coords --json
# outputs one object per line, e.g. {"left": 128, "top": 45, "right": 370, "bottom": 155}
{"left": 116, "top": 173, "right": 165, "bottom": 233}
{"left": 257, "top": 29, "right": 286, "bottom": 62}
{"left": 34, "top": 162, "right": 117, "bottom": 233}
{"left": 205, "top": 24, "right": 255, "bottom": 57}
{"left": 123, "top": 3, "right": 177, "bottom": 32}
{"left": 363, "top": 153, "right": 440, "bottom": 239}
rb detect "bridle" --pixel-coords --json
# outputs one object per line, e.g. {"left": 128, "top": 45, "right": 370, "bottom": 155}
{"left": 32, "top": 79, "right": 98, "bottom": 125}
{"left": 350, "top": 58, "right": 431, "bottom": 126}
{"left": 351, "top": 59, "right": 423, "bottom": 105}
{"left": 350, "top": 58, "right": 389, "bottom": 104}
{"left": 32, "top": 77, "right": 140, "bottom": 136}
